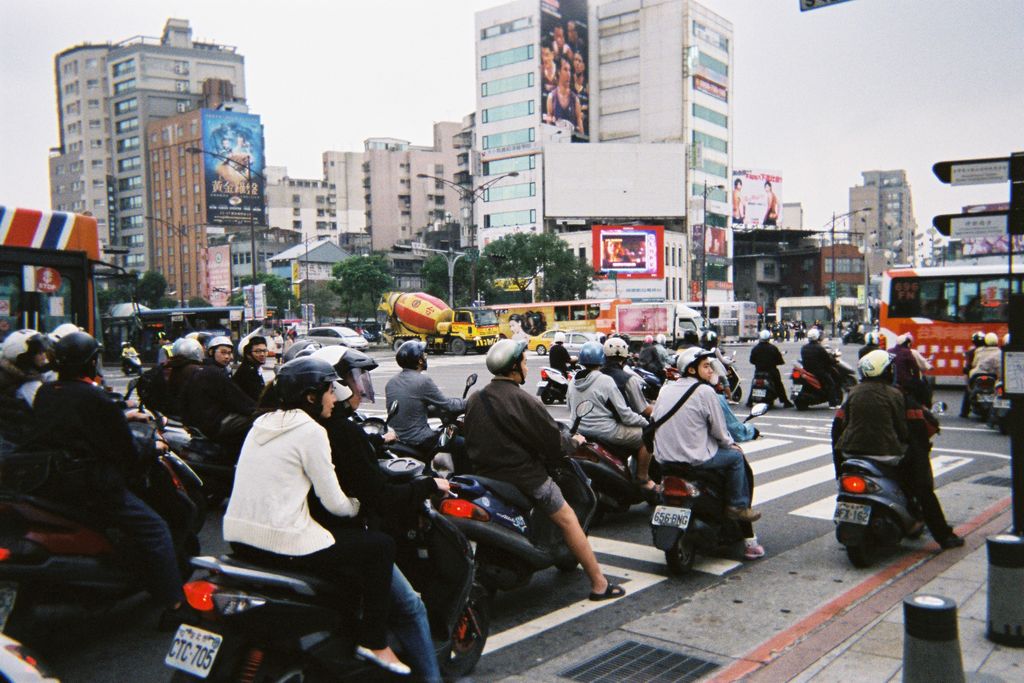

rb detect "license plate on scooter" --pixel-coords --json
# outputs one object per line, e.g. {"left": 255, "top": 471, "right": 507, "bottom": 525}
{"left": 752, "top": 388, "right": 766, "bottom": 399}
{"left": 165, "top": 624, "right": 223, "bottom": 679}
{"left": 833, "top": 502, "right": 871, "bottom": 525}
{"left": 792, "top": 385, "right": 802, "bottom": 395}
{"left": 993, "top": 397, "right": 1010, "bottom": 410}
{"left": 652, "top": 505, "right": 691, "bottom": 529}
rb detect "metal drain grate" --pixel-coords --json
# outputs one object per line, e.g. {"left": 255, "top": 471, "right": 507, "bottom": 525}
{"left": 974, "top": 475, "right": 1012, "bottom": 487}
{"left": 559, "top": 640, "right": 719, "bottom": 683}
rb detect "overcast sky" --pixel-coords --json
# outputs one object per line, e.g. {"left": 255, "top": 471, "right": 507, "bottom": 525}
{"left": 1, "top": 0, "right": 1021, "bottom": 235}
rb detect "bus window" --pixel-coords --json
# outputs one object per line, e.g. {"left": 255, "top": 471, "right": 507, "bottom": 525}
{"left": 957, "top": 279, "right": 981, "bottom": 322}
{"left": 978, "top": 277, "right": 1008, "bottom": 322}
{"left": 919, "top": 279, "right": 955, "bottom": 321}
{"left": 571, "top": 305, "right": 587, "bottom": 322}
{"left": 0, "top": 273, "right": 20, "bottom": 343}
{"left": 889, "top": 278, "right": 922, "bottom": 317}
{"left": 554, "top": 305, "right": 570, "bottom": 322}
{"left": 586, "top": 303, "right": 600, "bottom": 320}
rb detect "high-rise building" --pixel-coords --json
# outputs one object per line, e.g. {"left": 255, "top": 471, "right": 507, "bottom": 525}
{"left": 321, "top": 151, "right": 367, "bottom": 237}
{"left": 849, "top": 169, "right": 917, "bottom": 272}
{"left": 265, "top": 167, "right": 338, "bottom": 244}
{"left": 362, "top": 122, "right": 463, "bottom": 252}
{"left": 50, "top": 19, "right": 246, "bottom": 270}
{"left": 473, "top": 0, "right": 733, "bottom": 302}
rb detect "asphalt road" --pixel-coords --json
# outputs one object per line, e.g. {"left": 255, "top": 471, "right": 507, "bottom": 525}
{"left": 31, "top": 341, "right": 1013, "bottom": 682}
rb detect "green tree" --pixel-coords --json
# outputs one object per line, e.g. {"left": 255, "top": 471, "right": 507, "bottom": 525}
{"left": 302, "top": 280, "right": 344, "bottom": 320}
{"left": 136, "top": 271, "right": 168, "bottom": 308}
{"left": 97, "top": 275, "right": 137, "bottom": 315}
{"left": 421, "top": 250, "right": 502, "bottom": 307}
{"left": 230, "top": 272, "right": 296, "bottom": 315}
{"left": 331, "top": 253, "right": 393, "bottom": 318}
{"left": 482, "top": 233, "right": 591, "bottom": 302}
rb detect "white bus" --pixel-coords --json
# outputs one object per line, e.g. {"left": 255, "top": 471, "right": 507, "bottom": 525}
{"left": 684, "top": 301, "right": 759, "bottom": 340}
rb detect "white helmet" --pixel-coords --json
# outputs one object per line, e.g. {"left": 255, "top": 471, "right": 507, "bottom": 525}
{"left": 676, "top": 347, "right": 714, "bottom": 374}
{"left": 48, "top": 322, "right": 80, "bottom": 343}
{"left": 3, "top": 330, "right": 46, "bottom": 363}
{"left": 206, "top": 335, "right": 233, "bottom": 355}
{"left": 655, "top": 334, "right": 666, "bottom": 345}
{"left": 985, "top": 332, "right": 999, "bottom": 347}
{"left": 1003, "top": 333, "right": 1011, "bottom": 346}
{"left": 603, "top": 336, "right": 629, "bottom": 359}
{"left": 807, "top": 328, "right": 821, "bottom": 341}
{"left": 171, "top": 337, "right": 203, "bottom": 362}
{"left": 553, "top": 332, "right": 566, "bottom": 344}
{"left": 758, "top": 330, "right": 771, "bottom": 341}
{"left": 859, "top": 349, "right": 893, "bottom": 379}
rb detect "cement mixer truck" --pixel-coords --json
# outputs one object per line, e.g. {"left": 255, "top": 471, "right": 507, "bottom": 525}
{"left": 378, "top": 291, "right": 501, "bottom": 355}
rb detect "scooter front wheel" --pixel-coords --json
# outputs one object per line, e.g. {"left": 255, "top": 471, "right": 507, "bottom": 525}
{"left": 665, "top": 536, "right": 696, "bottom": 575}
{"left": 442, "top": 583, "right": 491, "bottom": 678}
{"left": 846, "top": 541, "right": 875, "bottom": 568}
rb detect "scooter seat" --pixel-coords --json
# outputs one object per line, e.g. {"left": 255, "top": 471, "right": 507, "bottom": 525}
{"left": 660, "top": 462, "right": 726, "bottom": 490}
{"left": 465, "top": 475, "right": 533, "bottom": 512}
{"left": 592, "top": 440, "right": 633, "bottom": 462}
{"left": 211, "top": 554, "right": 345, "bottom": 598}
{"left": 388, "top": 442, "right": 430, "bottom": 462}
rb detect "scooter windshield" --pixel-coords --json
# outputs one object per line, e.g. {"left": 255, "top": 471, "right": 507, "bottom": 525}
{"left": 350, "top": 368, "right": 375, "bottom": 403}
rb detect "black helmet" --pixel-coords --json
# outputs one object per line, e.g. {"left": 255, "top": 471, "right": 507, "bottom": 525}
{"left": 396, "top": 340, "right": 427, "bottom": 370}
{"left": 55, "top": 331, "right": 100, "bottom": 373}
{"left": 275, "top": 357, "right": 340, "bottom": 404}
{"left": 682, "top": 330, "right": 700, "bottom": 345}
{"left": 241, "top": 335, "right": 267, "bottom": 357}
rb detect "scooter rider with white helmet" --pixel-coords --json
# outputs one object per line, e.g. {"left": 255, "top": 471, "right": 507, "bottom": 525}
{"left": 651, "top": 347, "right": 763, "bottom": 531}
{"left": 749, "top": 329, "right": 793, "bottom": 408}
{"left": 548, "top": 331, "right": 572, "bottom": 377}
{"left": 601, "top": 336, "right": 651, "bottom": 418}
{"left": 181, "top": 335, "right": 256, "bottom": 455}
{"left": 463, "top": 339, "right": 625, "bottom": 601}
{"left": 800, "top": 327, "right": 841, "bottom": 407}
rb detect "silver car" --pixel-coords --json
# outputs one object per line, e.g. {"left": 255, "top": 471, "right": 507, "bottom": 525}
{"left": 530, "top": 330, "right": 598, "bottom": 355}
{"left": 302, "top": 326, "right": 370, "bottom": 350}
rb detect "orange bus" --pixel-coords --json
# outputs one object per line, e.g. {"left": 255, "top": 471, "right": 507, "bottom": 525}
{"left": 487, "top": 298, "right": 630, "bottom": 339}
{"left": 879, "top": 264, "right": 1017, "bottom": 379}
{"left": 0, "top": 207, "right": 103, "bottom": 345}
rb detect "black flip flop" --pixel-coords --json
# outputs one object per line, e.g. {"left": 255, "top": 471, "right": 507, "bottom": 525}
{"left": 589, "top": 584, "right": 626, "bottom": 601}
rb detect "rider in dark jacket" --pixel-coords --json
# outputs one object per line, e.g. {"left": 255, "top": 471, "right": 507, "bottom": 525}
{"left": 800, "top": 328, "right": 840, "bottom": 407}
{"left": 748, "top": 330, "right": 793, "bottom": 408}
{"left": 548, "top": 333, "right": 572, "bottom": 377}
{"left": 232, "top": 335, "right": 268, "bottom": 403}
{"left": 182, "top": 336, "right": 255, "bottom": 453}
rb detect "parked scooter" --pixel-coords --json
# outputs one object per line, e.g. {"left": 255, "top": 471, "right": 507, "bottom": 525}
{"left": 988, "top": 381, "right": 1010, "bottom": 435}
{"left": 649, "top": 403, "right": 768, "bottom": 575}
{"left": 832, "top": 403, "right": 949, "bottom": 567}
{"left": 167, "top": 456, "right": 488, "bottom": 681}
{"left": 536, "top": 364, "right": 573, "bottom": 405}
{"left": 442, "top": 402, "right": 599, "bottom": 592}
{"left": 0, "top": 421, "right": 205, "bottom": 640}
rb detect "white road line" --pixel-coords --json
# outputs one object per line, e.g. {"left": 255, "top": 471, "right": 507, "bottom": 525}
{"left": 758, "top": 431, "right": 831, "bottom": 443}
{"left": 737, "top": 438, "right": 788, "bottom": 454}
{"left": 789, "top": 455, "right": 973, "bottom": 520}
{"left": 756, "top": 415, "right": 834, "bottom": 424}
{"left": 482, "top": 563, "right": 665, "bottom": 655}
{"left": 752, "top": 464, "right": 836, "bottom": 507}
{"left": 749, "top": 443, "right": 833, "bottom": 476}
{"left": 589, "top": 536, "right": 740, "bottom": 576}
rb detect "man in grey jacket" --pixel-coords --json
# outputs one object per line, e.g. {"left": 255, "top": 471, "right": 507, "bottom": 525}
{"left": 652, "top": 347, "right": 761, "bottom": 525}
{"left": 568, "top": 341, "right": 656, "bottom": 491}
{"left": 385, "top": 340, "right": 469, "bottom": 471}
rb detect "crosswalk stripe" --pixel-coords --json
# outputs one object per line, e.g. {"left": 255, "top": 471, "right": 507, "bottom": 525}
{"left": 738, "top": 438, "right": 788, "bottom": 454}
{"left": 752, "top": 464, "right": 836, "bottom": 507}
{"left": 589, "top": 536, "right": 741, "bottom": 576}
{"left": 788, "top": 455, "right": 973, "bottom": 520}
{"left": 750, "top": 444, "right": 833, "bottom": 476}
{"left": 482, "top": 563, "right": 665, "bottom": 655}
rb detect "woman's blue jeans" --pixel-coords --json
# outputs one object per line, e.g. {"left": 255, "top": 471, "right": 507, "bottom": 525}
{"left": 390, "top": 567, "right": 441, "bottom": 682}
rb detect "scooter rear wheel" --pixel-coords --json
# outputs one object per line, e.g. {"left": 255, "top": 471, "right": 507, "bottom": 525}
{"left": 846, "top": 542, "right": 875, "bottom": 568}
{"left": 665, "top": 537, "right": 696, "bottom": 575}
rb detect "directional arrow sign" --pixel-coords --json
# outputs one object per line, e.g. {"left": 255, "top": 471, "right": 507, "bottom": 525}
{"left": 932, "top": 209, "right": 1008, "bottom": 238}
{"left": 800, "top": 0, "right": 854, "bottom": 10}
{"left": 933, "top": 157, "right": 1010, "bottom": 185}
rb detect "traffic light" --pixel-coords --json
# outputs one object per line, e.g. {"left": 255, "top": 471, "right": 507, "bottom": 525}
{"left": 827, "top": 281, "right": 837, "bottom": 298}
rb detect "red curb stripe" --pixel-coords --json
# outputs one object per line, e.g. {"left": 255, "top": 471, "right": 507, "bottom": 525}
{"left": 709, "top": 496, "right": 1013, "bottom": 682}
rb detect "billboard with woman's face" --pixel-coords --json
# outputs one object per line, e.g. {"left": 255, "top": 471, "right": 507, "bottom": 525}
{"left": 540, "top": 0, "right": 589, "bottom": 141}
{"left": 201, "top": 110, "right": 266, "bottom": 226}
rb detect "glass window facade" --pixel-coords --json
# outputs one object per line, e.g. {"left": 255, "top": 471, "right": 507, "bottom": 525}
{"left": 484, "top": 209, "right": 536, "bottom": 228}
{"left": 482, "top": 72, "right": 534, "bottom": 97}
{"left": 482, "top": 127, "right": 535, "bottom": 150}
{"left": 698, "top": 52, "right": 729, "bottom": 78}
{"left": 481, "top": 44, "right": 534, "bottom": 71}
{"left": 693, "top": 131, "right": 728, "bottom": 153}
{"left": 483, "top": 154, "right": 536, "bottom": 175}
{"left": 693, "top": 104, "right": 727, "bottom": 127}
{"left": 484, "top": 182, "right": 536, "bottom": 202}
{"left": 481, "top": 100, "right": 535, "bottom": 123}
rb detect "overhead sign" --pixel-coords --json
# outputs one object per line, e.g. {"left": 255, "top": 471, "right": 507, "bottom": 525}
{"left": 933, "top": 156, "right": 1010, "bottom": 185}
{"left": 800, "top": 0, "right": 854, "bottom": 10}
{"left": 932, "top": 210, "right": 1008, "bottom": 238}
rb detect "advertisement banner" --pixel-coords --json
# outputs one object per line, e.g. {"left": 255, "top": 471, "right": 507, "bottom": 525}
{"left": 206, "top": 244, "right": 232, "bottom": 307}
{"left": 693, "top": 75, "right": 727, "bottom": 102}
{"left": 705, "top": 226, "right": 728, "bottom": 257}
{"left": 590, "top": 278, "right": 665, "bottom": 301}
{"left": 731, "top": 169, "right": 783, "bottom": 229}
{"left": 201, "top": 110, "right": 266, "bottom": 227}
{"left": 961, "top": 202, "right": 1022, "bottom": 255}
{"left": 592, "top": 225, "right": 664, "bottom": 279}
{"left": 540, "top": 0, "right": 589, "bottom": 142}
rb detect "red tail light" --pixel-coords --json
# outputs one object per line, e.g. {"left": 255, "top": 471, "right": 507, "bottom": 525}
{"left": 440, "top": 498, "right": 490, "bottom": 522}
{"left": 997, "top": 384, "right": 1004, "bottom": 397}
{"left": 754, "top": 379, "right": 766, "bottom": 387}
{"left": 662, "top": 476, "right": 699, "bottom": 504}
{"left": 839, "top": 475, "right": 867, "bottom": 494}
{"left": 540, "top": 369, "right": 549, "bottom": 381}
{"left": 0, "top": 548, "right": 10, "bottom": 562}
{"left": 791, "top": 369, "right": 801, "bottom": 380}
{"left": 183, "top": 580, "right": 218, "bottom": 612}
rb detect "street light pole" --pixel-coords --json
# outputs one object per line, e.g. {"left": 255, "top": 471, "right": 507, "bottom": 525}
{"left": 416, "top": 171, "right": 519, "bottom": 304}
{"left": 827, "top": 207, "right": 873, "bottom": 338}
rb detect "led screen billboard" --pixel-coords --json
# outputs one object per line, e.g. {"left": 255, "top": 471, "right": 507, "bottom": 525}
{"left": 732, "top": 169, "right": 783, "bottom": 229}
{"left": 593, "top": 225, "right": 664, "bottom": 279}
{"left": 540, "top": 0, "right": 589, "bottom": 141}
{"left": 201, "top": 110, "right": 266, "bottom": 226}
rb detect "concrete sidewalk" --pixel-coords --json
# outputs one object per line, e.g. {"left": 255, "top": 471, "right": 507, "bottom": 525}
{"left": 498, "top": 464, "right": 1020, "bottom": 683}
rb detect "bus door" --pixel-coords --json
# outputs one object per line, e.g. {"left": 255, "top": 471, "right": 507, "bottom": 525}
{"left": 0, "top": 246, "right": 90, "bottom": 343}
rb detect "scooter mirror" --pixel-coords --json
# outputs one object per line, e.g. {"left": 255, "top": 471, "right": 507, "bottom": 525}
{"left": 575, "top": 400, "right": 594, "bottom": 418}
{"left": 387, "top": 400, "right": 400, "bottom": 420}
{"left": 931, "top": 401, "right": 947, "bottom": 415}
{"left": 748, "top": 402, "right": 769, "bottom": 418}
{"left": 465, "top": 373, "right": 478, "bottom": 389}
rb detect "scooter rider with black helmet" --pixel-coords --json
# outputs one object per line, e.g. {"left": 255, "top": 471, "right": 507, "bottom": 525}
{"left": 232, "top": 335, "right": 268, "bottom": 403}
{"left": 464, "top": 339, "right": 625, "bottom": 601}
{"left": 385, "top": 340, "right": 469, "bottom": 472}
{"left": 30, "top": 331, "right": 184, "bottom": 612}
{"left": 181, "top": 336, "right": 256, "bottom": 455}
